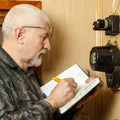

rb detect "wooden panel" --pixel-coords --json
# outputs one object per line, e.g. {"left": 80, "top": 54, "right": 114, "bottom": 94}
{"left": 41, "top": 1, "right": 98, "bottom": 119}
{"left": 0, "top": 1, "right": 42, "bottom": 17}
{"left": 0, "top": 1, "right": 41, "bottom": 9}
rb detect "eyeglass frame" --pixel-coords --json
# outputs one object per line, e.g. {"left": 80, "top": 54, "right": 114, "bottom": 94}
{"left": 22, "top": 26, "right": 53, "bottom": 39}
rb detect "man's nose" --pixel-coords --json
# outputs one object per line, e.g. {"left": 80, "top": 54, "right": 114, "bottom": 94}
{"left": 44, "top": 39, "right": 51, "bottom": 50}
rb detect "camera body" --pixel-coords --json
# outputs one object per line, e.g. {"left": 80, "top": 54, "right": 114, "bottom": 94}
{"left": 93, "top": 15, "right": 120, "bottom": 36}
{"left": 90, "top": 43, "right": 120, "bottom": 88}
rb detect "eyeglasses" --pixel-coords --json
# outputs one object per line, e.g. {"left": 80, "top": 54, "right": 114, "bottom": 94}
{"left": 22, "top": 26, "right": 53, "bottom": 39}
{"left": 22, "top": 26, "right": 52, "bottom": 33}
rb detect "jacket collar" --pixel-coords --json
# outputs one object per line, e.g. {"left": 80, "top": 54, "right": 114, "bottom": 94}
{"left": 0, "top": 46, "right": 18, "bottom": 68}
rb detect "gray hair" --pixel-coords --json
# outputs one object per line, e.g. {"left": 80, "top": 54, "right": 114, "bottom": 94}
{"left": 2, "top": 4, "right": 50, "bottom": 40}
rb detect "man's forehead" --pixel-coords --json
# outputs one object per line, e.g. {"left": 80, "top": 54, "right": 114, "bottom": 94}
{"left": 38, "top": 17, "right": 50, "bottom": 27}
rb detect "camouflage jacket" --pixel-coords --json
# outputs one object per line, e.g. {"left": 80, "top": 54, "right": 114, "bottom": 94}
{"left": 0, "top": 47, "right": 53, "bottom": 120}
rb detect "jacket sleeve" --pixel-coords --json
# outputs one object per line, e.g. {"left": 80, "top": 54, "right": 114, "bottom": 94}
{"left": 0, "top": 79, "right": 53, "bottom": 120}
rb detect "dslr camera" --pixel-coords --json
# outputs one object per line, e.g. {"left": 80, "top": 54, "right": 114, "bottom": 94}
{"left": 90, "top": 43, "right": 120, "bottom": 88}
{"left": 93, "top": 15, "right": 120, "bottom": 36}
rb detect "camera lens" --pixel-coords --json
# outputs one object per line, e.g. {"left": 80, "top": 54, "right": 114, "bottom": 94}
{"left": 93, "top": 19, "right": 109, "bottom": 30}
{"left": 90, "top": 45, "right": 120, "bottom": 73}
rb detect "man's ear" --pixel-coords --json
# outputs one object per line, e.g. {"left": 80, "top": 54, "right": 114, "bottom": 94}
{"left": 15, "top": 27, "right": 25, "bottom": 44}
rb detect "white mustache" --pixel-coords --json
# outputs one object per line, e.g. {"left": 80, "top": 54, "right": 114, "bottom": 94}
{"left": 30, "top": 49, "right": 47, "bottom": 67}
{"left": 35, "top": 49, "right": 47, "bottom": 58}
{"left": 39, "top": 49, "right": 47, "bottom": 55}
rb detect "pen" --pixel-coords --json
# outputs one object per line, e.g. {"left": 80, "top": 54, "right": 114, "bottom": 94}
{"left": 52, "top": 77, "right": 60, "bottom": 82}
{"left": 42, "top": 93, "right": 47, "bottom": 98}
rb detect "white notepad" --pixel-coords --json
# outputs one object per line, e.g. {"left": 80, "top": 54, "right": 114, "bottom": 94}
{"left": 41, "top": 64, "right": 100, "bottom": 114}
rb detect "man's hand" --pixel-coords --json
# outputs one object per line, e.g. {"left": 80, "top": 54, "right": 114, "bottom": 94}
{"left": 44, "top": 78, "right": 78, "bottom": 111}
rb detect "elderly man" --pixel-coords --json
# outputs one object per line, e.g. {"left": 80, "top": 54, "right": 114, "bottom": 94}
{"left": 0, "top": 4, "right": 103, "bottom": 120}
